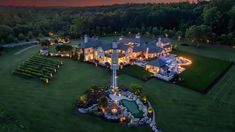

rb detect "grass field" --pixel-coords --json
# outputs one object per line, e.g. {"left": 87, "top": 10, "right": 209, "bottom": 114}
{"left": 173, "top": 50, "right": 233, "bottom": 93}
{"left": 0, "top": 43, "right": 235, "bottom": 132}
{"left": 119, "top": 65, "right": 153, "bottom": 81}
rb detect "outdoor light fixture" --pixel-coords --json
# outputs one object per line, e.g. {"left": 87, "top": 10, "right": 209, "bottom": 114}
{"left": 111, "top": 108, "right": 118, "bottom": 114}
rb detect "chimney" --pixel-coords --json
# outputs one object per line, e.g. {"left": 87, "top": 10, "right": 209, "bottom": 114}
{"left": 119, "top": 36, "right": 124, "bottom": 40}
{"left": 146, "top": 47, "right": 149, "bottom": 59}
{"left": 84, "top": 35, "right": 88, "bottom": 43}
{"left": 135, "top": 33, "right": 141, "bottom": 39}
{"left": 112, "top": 42, "right": 118, "bottom": 49}
{"left": 156, "top": 37, "right": 161, "bottom": 47}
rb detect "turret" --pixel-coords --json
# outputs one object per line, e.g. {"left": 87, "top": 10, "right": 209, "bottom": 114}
{"left": 111, "top": 42, "right": 119, "bottom": 70}
{"left": 135, "top": 33, "right": 141, "bottom": 39}
{"left": 84, "top": 35, "right": 89, "bottom": 43}
{"left": 156, "top": 37, "right": 161, "bottom": 47}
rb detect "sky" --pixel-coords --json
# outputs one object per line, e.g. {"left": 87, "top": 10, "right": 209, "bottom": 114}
{"left": 0, "top": 0, "right": 198, "bottom": 7}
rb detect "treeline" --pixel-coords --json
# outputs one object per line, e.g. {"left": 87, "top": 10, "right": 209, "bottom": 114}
{"left": 70, "top": 2, "right": 203, "bottom": 38}
{"left": 0, "top": 0, "right": 234, "bottom": 46}
{"left": 0, "top": 7, "right": 74, "bottom": 44}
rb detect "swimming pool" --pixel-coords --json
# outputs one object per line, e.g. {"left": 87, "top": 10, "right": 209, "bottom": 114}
{"left": 121, "top": 99, "right": 143, "bottom": 118}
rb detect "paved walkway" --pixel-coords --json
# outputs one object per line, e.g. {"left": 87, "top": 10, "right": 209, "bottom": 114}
{"left": 2, "top": 41, "right": 39, "bottom": 48}
{"left": 14, "top": 45, "right": 38, "bottom": 55}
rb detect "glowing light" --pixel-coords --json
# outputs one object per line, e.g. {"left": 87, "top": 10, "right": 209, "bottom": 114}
{"left": 178, "top": 56, "right": 192, "bottom": 66}
{"left": 45, "top": 79, "right": 49, "bottom": 84}
{"left": 119, "top": 117, "right": 126, "bottom": 123}
{"left": 178, "top": 36, "right": 181, "bottom": 41}
{"left": 148, "top": 107, "right": 153, "bottom": 114}
{"left": 111, "top": 108, "right": 118, "bottom": 114}
{"left": 99, "top": 107, "right": 105, "bottom": 113}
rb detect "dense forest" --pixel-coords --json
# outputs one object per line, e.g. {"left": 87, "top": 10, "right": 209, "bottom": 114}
{"left": 0, "top": 0, "right": 234, "bottom": 46}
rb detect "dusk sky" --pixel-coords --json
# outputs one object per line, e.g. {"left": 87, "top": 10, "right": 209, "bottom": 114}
{"left": 0, "top": 0, "right": 197, "bottom": 7}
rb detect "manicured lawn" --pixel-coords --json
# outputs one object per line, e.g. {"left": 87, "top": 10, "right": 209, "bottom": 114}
{"left": 173, "top": 50, "right": 233, "bottom": 93}
{"left": 0, "top": 106, "right": 26, "bottom": 132}
{"left": 119, "top": 65, "right": 153, "bottom": 81}
{"left": 0, "top": 44, "right": 235, "bottom": 132}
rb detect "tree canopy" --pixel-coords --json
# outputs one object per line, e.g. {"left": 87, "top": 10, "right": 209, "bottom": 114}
{"left": 0, "top": 0, "right": 234, "bottom": 46}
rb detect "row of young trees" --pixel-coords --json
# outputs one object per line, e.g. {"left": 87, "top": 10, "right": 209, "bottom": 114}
{"left": 0, "top": 0, "right": 234, "bottom": 46}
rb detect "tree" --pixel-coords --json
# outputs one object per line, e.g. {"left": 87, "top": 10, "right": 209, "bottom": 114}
{"left": 98, "top": 96, "right": 108, "bottom": 111}
{"left": 0, "top": 39, "right": 5, "bottom": 44}
{"left": 185, "top": 25, "right": 212, "bottom": 47}
{"left": 203, "top": 7, "right": 220, "bottom": 26}
{"left": 130, "top": 84, "right": 143, "bottom": 95}
{"left": 175, "top": 31, "right": 183, "bottom": 41}
{"left": 152, "top": 27, "right": 159, "bottom": 36}
{"left": 228, "top": 5, "right": 235, "bottom": 32}
{"left": 18, "top": 33, "right": 25, "bottom": 41}
{"left": 27, "top": 31, "right": 34, "bottom": 39}
{"left": 0, "top": 25, "right": 13, "bottom": 39}
{"left": 6, "top": 34, "right": 15, "bottom": 43}
{"left": 41, "top": 40, "right": 50, "bottom": 46}
{"left": 55, "top": 45, "right": 73, "bottom": 52}
{"left": 0, "top": 46, "right": 3, "bottom": 56}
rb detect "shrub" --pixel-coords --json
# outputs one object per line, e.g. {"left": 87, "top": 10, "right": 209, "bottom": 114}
{"left": 130, "top": 84, "right": 143, "bottom": 95}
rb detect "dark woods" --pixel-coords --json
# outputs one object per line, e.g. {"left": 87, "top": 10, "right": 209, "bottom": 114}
{"left": 0, "top": 0, "right": 234, "bottom": 45}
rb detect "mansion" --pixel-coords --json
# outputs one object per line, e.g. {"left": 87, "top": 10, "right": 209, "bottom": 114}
{"left": 77, "top": 34, "right": 190, "bottom": 81}
{"left": 80, "top": 34, "right": 172, "bottom": 67}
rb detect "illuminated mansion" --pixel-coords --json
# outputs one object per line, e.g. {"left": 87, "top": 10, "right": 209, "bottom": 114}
{"left": 81, "top": 34, "right": 171, "bottom": 65}
{"left": 79, "top": 34, "right": 191, "bottom": 81}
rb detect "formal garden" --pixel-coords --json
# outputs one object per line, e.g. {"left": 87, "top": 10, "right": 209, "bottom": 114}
{"left": 13, "top": 56, "right": 63, "bottom": 83}
{"left": 0, "top": 43, "right": 235, "bottom": 132}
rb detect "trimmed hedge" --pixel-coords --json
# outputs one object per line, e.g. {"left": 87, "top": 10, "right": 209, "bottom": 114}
{"left": 13, "top": 56, "right": 63, "bottom": 84}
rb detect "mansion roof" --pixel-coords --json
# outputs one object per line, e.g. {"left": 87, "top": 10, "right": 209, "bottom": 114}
{"left": 80, "top": 36, "right": 171, "bottom": 54}
{"left": 147, "top": 59, "right": 167, "bottom": 67}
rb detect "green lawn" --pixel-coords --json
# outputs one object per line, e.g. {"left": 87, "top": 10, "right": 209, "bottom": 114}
{"left": 173, "top": 50, "right": 233, "bottom": 93}
{"left": 0, "top": 44, "right": 235, "bottom": 132}
{"left": 119, "top": 65, "right": 153, "bottom": 81}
